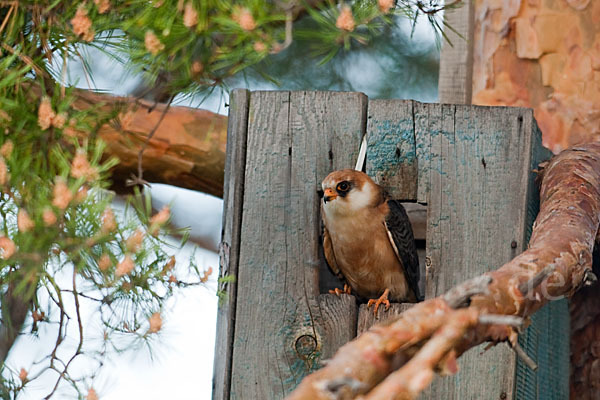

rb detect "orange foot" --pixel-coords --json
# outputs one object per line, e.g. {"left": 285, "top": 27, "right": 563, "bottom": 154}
{"left": 367, "top": 288, "right": 390, "bottom": 315}
{"left": 329, "top": 284, "right": 351, "bottom": 296}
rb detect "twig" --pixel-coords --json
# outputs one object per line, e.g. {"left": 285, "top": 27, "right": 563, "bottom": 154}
{"left": 0, "top": 1, "right": 15, "bottom": 35}
{"left": 44, "top": 269, "right": 85, "bottom": 399}
{"left": 271, "top": 10, "right": 294, "bottom": 54}
{"left": 508, "top": 342, "right": 538, "bottom": 371}
{"left": 74, "top": 46, "right": 94, "bottom": 91}
{"left": 126, "top": 96, "right": 174, "bottom": 188}
{"left": 478, "top": 314, "right": 525, "bottom": 330}
{"left": 442, "top": 275, "right": 492, "bottom": 308}
{"left": 517, "top": 264, "right": 556, "bottom": 296}
{"left": 1, "top": 42, "right": 48, "bottom": 78}
{"left": 60, "top": 43, "right": 68, "bottom": 98}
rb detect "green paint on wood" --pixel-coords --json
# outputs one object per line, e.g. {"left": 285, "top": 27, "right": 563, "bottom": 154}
{"left": 366, "top": 99, "right": 417, "bottom": 201}
{"left": 368, "top": 119, "right": 417, "bottom": 169}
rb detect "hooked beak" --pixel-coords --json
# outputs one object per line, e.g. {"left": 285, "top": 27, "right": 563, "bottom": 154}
{"left": 323, "top": 188, "right": 337, "bottom": 203}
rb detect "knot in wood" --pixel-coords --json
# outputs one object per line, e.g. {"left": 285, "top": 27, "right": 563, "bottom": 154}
{"left": 425, "top": 256, "right": 432, "bottom": 267}
{"left": 294, "top": 334, "right": 317, "bottom": 360}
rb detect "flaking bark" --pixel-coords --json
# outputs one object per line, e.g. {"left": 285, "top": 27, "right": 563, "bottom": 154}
{"left": 72, "top": 90, "right": 228, "bottom": 196}
{"left": 25, "top": 85, "right": 228, "bottom": 197}
{"left": 286, "top": 142, "right": 600, "bottom": 400}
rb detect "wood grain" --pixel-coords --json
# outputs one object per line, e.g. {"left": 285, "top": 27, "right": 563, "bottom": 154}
{"left": 357, "top": 303, "right": 414, "bottom": 335}
{"left": 366, "top": 99, "right": 417, "bottom": 201}
{"left": 229, "top": 91, "right": 366, "bottom": 399}
{"left": 317, "top": 294, "right": 358, "bottom": 360}
{"left": 422, "top": 105, "right": 551, "bottom": 400}
{"left": 414, "top": 101, "right": 438, "bottom": 204}
{"left": 438, "top": 4, "right": 475, "bottom": 104}
{"left": 212, "top": 89, "right": 249, "bottom": 400}
{"left": 403, "top": 202, "right": 426, "bottom": 241}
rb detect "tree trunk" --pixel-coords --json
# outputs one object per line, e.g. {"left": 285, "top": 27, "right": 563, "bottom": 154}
{"left": 0, "top": 282, "right": 32, "bottom": 366}
{"left": 469, "top": 2, "right": 600, "bottom": 397}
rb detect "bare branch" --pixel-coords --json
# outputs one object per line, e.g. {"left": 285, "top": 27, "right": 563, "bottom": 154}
{"left": 508, "top": 342, "right": 537, "bottom": 371}
{"left": 517, "top": 264, "right": 556, "bottom": 296}
{"left": 26, "top": 83, "right": 228, "bottom": 197}
{"left": 478, "top": 314, "right": 525, "bottom": 330}
{"left": 362, "top": 309, "right": 479, "bottom": 400}
{"left": 442, "top": 275, "right": 492, "bottom": 308}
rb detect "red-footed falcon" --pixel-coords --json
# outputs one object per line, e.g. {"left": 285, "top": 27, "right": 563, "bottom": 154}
{"left": 321, "top": 169, "right": 421, "bottom": 312}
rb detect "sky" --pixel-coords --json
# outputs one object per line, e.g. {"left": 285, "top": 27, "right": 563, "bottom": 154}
{"left": 5, "top": 11, "right": 439, "bottom": 400}
{"left": 4, "top": 36, "right": 227, "bottom": 400}
{"left": 6, "top": 190, "right": 223, "bottom": 400}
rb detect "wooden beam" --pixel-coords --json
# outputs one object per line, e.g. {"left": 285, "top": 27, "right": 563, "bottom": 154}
{"left": 357, "top": 303, "right": 414, "bottom": 335}
{"left": 437, "top": 2, "right": 475, "bottom": 104}
{"left": 228, "top": 91, "right": 366, "bottom": 399}
{"left": 422, "top": 104, "right": 563, "bottom": 399}
{"left": 212, "top": 89, "right": 249, "bottom": 400}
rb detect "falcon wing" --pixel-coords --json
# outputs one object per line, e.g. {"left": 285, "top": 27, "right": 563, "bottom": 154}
{"left": 322, "top": 226, "right": 343, "bottom": 279}
{"left": 384, "top": 200, "right": 422, "bottom": 301}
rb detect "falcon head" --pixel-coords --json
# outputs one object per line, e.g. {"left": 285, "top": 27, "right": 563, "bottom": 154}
{"left": 320, "top": 169, "right": 383, "bottom": 216}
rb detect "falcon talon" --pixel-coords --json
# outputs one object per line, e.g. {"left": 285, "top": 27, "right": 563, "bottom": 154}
{"left": 328, "top": 284, "right": 352, "bottom": 297}
{"left": 367, "top": 288, "right": 391, "bottom": 315}
{"left": 343, "top": 284, "right": 351, "bottom": 295}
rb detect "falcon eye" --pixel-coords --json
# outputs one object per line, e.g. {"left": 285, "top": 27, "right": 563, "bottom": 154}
{"left": 336, "top": 181, "right": 350, "bottom": 192}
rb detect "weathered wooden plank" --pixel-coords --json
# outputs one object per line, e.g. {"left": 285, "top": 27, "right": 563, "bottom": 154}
{"left": 425, "top": 104, "right": 522, "bottom": 400}
{"left": 229, "top": 91, "right": 366, "bottom": 399}
{"left": 422, "top": 103, "right": 451, "bottom": 300}
{"left": 422, "top": 105, "right": 549, "bottom": 400}
{"left": 229, "top": 91, "right": 291, "bottom": 400}
{"left": 423, "top": 105, "right": 534, "bottom": 399}
{"left": 366, "top": 99, "right": 417, "bottom": 201}
{"left": 414, "top": 101, "right": 438, "bottom": 204}
{"left": 438, "top": 3, "right": 474, "bottom": 104}
{"left": 212, "top": 89, "right": 249, "bottom": 400}
{"left": 403, "top": 202, "right": 426, "bottom": 241}
{"left": 317, "top": 294, "right": 358, "bottom": 360}
{"left": 357, "top": 303, "right": 414, "bottom": 335}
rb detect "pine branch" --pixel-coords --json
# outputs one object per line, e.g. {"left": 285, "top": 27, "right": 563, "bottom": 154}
{"left": 26, "top": 82, "right": 228, "bottom": 196}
